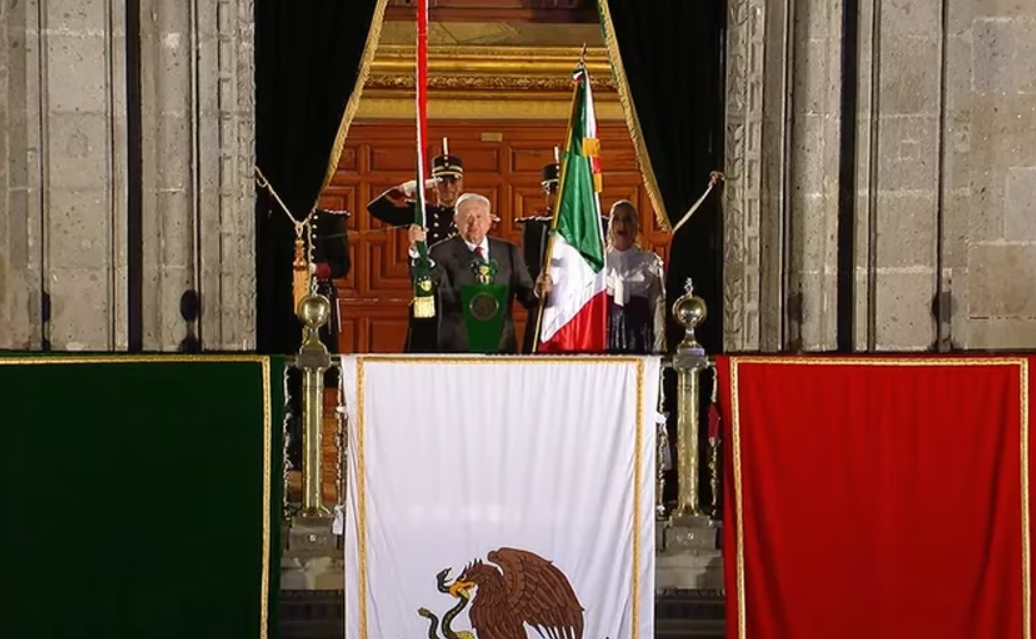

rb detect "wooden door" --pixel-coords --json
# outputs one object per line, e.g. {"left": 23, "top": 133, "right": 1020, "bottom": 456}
{"left": 317, "top": 119, "right": 668, "bottom": 354}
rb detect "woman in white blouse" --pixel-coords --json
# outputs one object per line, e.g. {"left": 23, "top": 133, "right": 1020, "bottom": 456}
{"left": 605, "top": 200, "right": 666, "bottom": 354}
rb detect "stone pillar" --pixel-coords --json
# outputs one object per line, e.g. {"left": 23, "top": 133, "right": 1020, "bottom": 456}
{"left": 786, "top": 0, "right": 843, "bottom": 351}
{"left": 139, "top": 0, "right": 255, "bottom": 351}
{"left": 0, "top": 0, "right": 254, "bottom": 352}
{"left": 723, "top": 0, "right": 769, "bottom": 352}
{"left": 853, "top": 0, "right": 941, "bottom": 351}
{"left": 1, "top": 0, "right": 130, "bottom": 350}
{"left": 724, "top": 0, "right": 844, "bottom": 352}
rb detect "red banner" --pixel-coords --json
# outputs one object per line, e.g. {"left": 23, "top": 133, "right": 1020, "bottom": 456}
{"left": 716, "top": 356, "right": 1034, "bottom": 639}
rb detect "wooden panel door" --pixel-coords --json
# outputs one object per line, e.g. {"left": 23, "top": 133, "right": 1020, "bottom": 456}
{"left": 318, "top": 119, "right": 668, "bottom": 353}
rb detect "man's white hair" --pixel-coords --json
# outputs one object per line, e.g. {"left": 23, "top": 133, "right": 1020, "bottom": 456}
{"left": 454, "top": 192, "right": 491, "bottom": 215}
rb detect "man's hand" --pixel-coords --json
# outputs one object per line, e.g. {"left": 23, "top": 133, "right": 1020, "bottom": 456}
{"left": 407, "top": 224, "right": 427, "bottom": 248}
{"left": 536, "top": 272, "right": 553, "bottom": 297}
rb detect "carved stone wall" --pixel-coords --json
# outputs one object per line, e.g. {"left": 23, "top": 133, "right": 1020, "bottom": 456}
{"left": 722, "top": 0, "right": 767, "bottom": 352}
{"left": 723, "top": 0, "right": 1036, "bottom": 351}
{"left": 0, "top": 0, "right": 255, "bottom": 351}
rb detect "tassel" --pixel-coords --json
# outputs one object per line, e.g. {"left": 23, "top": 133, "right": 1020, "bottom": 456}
{"left": 708, "top": 403, "right": 721, "bottom": 441}
{"left": 412, "top": 293, "right": 435, "bottom": 318}
{"left": 292, "top": 237, "right": 309, "bottom": 311}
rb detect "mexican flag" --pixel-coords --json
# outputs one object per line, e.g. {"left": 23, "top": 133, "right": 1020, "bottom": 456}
{"left": 340, "top": 355, "right": 659, "bottom": 639}
{"left": 536, "top": 66, "right": 608, "bottom": 353}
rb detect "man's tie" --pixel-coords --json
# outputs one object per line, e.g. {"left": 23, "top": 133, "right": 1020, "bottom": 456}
{"left": 474, "top": 246, "right": 484, "bottom": 261}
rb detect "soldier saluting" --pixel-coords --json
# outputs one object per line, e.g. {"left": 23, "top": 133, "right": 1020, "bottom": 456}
{"left": 366, "top": 140, "right": 465, "bottom": 352}
{"left": 366, "top": 139, "right": 464, "bottom": 247}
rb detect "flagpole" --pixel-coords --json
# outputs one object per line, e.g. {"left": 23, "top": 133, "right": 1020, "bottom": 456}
{"left": 530, "top": 55, "right": 586, "bottom": 353}
{"left": 410, "top": 0, "right": 435, "bottom": 318}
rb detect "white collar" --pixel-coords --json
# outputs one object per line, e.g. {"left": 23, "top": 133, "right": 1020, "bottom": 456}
{"left": 463, "top": 237, "right": 489, "bottom": 255}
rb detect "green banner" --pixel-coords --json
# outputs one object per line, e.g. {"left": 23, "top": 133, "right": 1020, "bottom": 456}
{"left": 0, "top": 354, "right": 282, "bottom": 639}
{"left": 460, "top": 283, "right": 507, "bottom": 353}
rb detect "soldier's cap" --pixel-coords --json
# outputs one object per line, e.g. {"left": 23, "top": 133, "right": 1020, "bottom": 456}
{"left": 541, "top": 162, "right": 560, "bottom": 186}
{"left": 432, "top": 154, "right": 464, "bottom": 178}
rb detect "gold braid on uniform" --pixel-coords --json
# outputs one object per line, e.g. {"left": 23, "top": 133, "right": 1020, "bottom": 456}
{"left": 598, "top": 0, "right": 671, "bottom": 232}
{"left": 317, "top": 0, "right": 390, "bottom": 205}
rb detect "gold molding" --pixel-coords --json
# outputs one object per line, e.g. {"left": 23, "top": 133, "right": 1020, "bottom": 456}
{"left": 356, "top": 94, "right": 625, "bottom": 120}
{"left": 366, "top": 44, "right": 615, "bottom": 94}
{"left": 360, "top": 44, "right": 621, "bottom": 120}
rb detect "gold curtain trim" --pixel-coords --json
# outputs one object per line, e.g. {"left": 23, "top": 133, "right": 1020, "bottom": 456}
{"left": 316, "top": 0, "right": 390, "bottom": 207}
{"left": 598, "top": 0, "right": 671, "bottom": 233}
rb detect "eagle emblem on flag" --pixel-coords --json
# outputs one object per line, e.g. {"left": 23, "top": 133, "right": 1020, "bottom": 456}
{"left": 418, "top": 547, "right": 584, "bottom": 639}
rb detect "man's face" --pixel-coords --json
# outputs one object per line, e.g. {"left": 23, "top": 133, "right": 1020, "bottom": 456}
{"left": 455, "top": 201, "right": 493, "bottom": 245}
{"left": 435, "top": 175, "right": 463, "bottom": 207}
{"left": 543, "top": 183, "right": 558, "bottom": 210}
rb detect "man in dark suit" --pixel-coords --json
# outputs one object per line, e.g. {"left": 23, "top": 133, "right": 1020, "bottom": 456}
{"left": 408, "top": 193, "right": 553, "bottom": 353}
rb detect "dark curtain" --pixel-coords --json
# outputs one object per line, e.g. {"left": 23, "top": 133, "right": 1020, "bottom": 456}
{"left": 601, "top": 0, "right": 726, "bottom": 355}
{"left": 255, "top": 0, "right": 381, "bottom": 354}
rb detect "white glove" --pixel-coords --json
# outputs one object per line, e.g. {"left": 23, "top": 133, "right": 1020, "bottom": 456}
{"left": 399, "top": 178, "right": 440, "bottom": 198}
{"left": 399, "top": 179, "right": 418, "bottom": 197}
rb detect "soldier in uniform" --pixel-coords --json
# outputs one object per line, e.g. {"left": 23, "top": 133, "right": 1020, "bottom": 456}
{"left": 308, "top": 208, "right": 351, "bottom": 353}
{"left": 516, "top": 162, "right": 560, "bottom": 284}
{"left": 366, "top": 149, "right": 463, "bottom": 247}
{"left": 366, "top": 145, "right": 464, "bottom": 352}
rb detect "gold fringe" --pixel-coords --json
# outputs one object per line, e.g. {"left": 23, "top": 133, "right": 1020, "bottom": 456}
{"left": 315, "top": 0, "right": 390, "bottom": 208}
{"left": 598, "top": 0, "right": 671, "bottom": 233}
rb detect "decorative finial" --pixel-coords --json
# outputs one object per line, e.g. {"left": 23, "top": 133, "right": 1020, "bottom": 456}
{"left": 296, "top": 293, "right": 332, "bottom": 355}
{"left": 554, "top": 146, "right": 560, "bottom": 163}
{"left": 671, "top": 277, "right": 707, "bottom": 354}
{"left": 442, "top": 137, "right": 449, "bottom": 156}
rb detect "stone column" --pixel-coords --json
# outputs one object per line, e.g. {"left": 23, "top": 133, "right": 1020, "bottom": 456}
{"left": 853, "top": 0, "right": 941, "bottom": 351}
{"left": 1, "top": 0, "right": 129, "bottom": 350}
{"left": 786, "top": 0, "right": 843, "bottom": 351}
{"left": 724, "top": 0, "right": 844, "bottom": 352}
{"left": 0, "top": 0, "right": 255, "bottom": 352}
{"left": 139, "top": 0, "right": 255, "bottom": 351}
